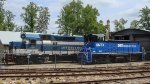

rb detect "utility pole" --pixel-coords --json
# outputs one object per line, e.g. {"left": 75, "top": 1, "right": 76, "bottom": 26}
{"left": 27, "top": 54, "right": 30, "bottom": 70}
{"left": 54, "top": 54, "right": 56, "bottom": 69}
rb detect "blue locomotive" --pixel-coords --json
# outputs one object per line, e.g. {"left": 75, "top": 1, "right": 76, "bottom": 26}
{"left": 78, "top": 34, "right": 144, "bottom": 64}
{"left": 7, "top": 33, "right": 144, "bottom": 64}
{"left": 8, "top": 33, "right": 84, "bottom": 64}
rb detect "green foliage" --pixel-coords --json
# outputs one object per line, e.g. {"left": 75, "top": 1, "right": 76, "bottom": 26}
{"left": 0, "top": 1, "right": 15, "bottom": 31}
{"left": 56, "top": 0, "right": 83, "bottom": 35}
{"left": 56, "top": 0, "right": 104, "bottom": 35}
{"left": 36, "top": 7, "right": 50, "bottom": 33}
{"left": 3, "top": 10, "right": 15, "bottom": 31}
{"left": 81, "top": 4, "right": 100, "bottom": 34}
{"left": 139, "top": 6, "right": 150, "bottom": 30}
{"left": 0, "top": 1, "right": 4, "bottom": 30}
{"left": 113, "top": 18, "right": 127, "bottom": 31}
{"left": 21, "top": 2, "right": 50, "bottom": 33}
{"left": 21, "top": 2, "right": 38, "bottom": 32}
{"left": 98, "top": 20, "right": 106, "bottom": 34}
{"left": 130, "top": 20, "right": 140, "bottom": 29}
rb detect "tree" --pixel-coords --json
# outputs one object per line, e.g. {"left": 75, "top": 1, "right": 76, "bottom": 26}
{"left": 56, "top": 0, "right": 83, "bottom": 35}
{"left": 0, "top": 1, "right": 5, "bottom": 30}
{"left": 14, "top": 26, "right": 23, "bottom": 32}
{"left": 0, "top": 1, "right": 15, "bottom": 31}
{"left": 130, "top": 20, "right": 140, "bottom": 29}
{"left": 3, "top": 10, "right": 15, "bottom": 31}
{"left": 113, "top": 18, "right": 128, "bottom": 31}
{"left": 119, "top": 18, "right": 128, "bottom": 29}
{"left": 98, "top": 20, "right": 105, "bottom": 34}
{"left": 139, "top": 6, "right": 150, "bottom": 30}
{"left": 56, "top": 0, "right": 102, "bottom": 35}
{"left": 36, "top": 7, "right": 50, "bottom": 33}
{"left": 21, "top": 2, "right": 50, "bottom": 33}
{"left": 81, "top": 4, "right": 100, "bottom": 34}
{"left": 113, "top": 20, "right": 120, "bottom": 31}
{"left": 21, "top": 2, "right": 38, "bottom": 32}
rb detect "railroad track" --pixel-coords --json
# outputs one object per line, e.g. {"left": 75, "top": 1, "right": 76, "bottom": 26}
{"left": 0, "top": 70, "right": 150, "bottom": 77}
{"left": 0, "top": 67, "right": 149, "bottom": 78}
{"left": 61, "top": 76, "right": 150, "bottom": 84}
{"left": 0, "top": 65, "right": 150, "bottom": 71}
{"left": 0, "top": 66, "right": 150, "bottom": 83}
{"left": 0, "top": 68, "right": 150, "bottom": 75}
{"left": 0, "top": 67, "right": 150, "bottom": 74}
{"left": 1, "top": 69, "right": 149, "bottom": 83}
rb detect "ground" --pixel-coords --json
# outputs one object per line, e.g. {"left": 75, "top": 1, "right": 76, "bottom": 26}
{"left": 0, "top": 61, "right": 146, "bottom": 69}
{"left": 0, "top": 61, "right": 150, "bottom": 84}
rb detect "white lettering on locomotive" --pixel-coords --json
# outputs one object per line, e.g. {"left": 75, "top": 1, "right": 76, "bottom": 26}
{"left": 96, "top": 43, "right": 104, "bottom": 47}
{"left": 118, "top": 44, "right": 136, "bottom": 47}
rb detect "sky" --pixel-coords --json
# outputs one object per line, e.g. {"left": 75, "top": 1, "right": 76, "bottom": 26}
{"left": 3, "top": 0, "right": 150, "bottom": 34}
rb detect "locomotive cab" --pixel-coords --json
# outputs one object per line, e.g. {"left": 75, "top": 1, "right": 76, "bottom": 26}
{"left": 84, "top": 34, "right": 105, "bottom": 43}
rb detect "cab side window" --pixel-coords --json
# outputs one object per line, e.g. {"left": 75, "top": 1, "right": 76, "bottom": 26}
{"left": 29, "top": 40, "right": 36, "bottom": 45}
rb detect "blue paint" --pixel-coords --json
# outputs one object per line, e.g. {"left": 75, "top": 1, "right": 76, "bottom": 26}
{"left": 9, "top": 41, "right": 26, "bottom": 49}
{"left": 78, "top": 41, "right": 142, "bottom": 64}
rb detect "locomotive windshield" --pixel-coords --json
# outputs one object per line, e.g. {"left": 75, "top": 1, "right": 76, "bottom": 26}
{"left": 84, "top": 34, "right": 105, "bottom": 43}
{"left": 41, "top": 35, "right": 52, "bottom": 40}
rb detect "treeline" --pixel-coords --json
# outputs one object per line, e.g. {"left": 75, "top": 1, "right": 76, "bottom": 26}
{"left": 0, "top": 1, "right": 15, "bottom": 31}
{"left": 0, "top": 1, "right": 50, "bottom": 33}
{"left": 0, "top": 0, "right": 150, "bottom": 34}
{"left": 114, "top": 6, "right": 150, "bottom": 31}
{"left": 56, "top": 0, "right": 105, "bottom": 35}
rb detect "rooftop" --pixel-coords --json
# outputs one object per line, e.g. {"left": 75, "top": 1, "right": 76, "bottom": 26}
{"left": 112, "top": 29, "right": 150, "bottom": 36}
{"left": 0, "top": 31, "right": 40, "bottom": 45}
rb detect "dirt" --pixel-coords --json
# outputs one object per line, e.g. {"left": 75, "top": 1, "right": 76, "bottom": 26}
{"left": 0, "top": 61, "right": 150, "bottom": 84}
{"left": 1, "top": 61, "right": 147, "bottom": 69}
